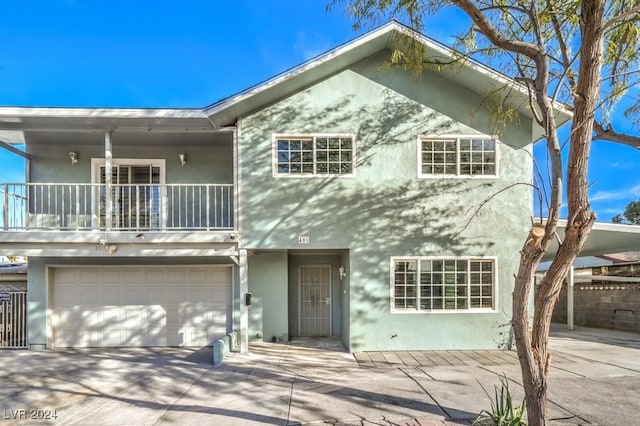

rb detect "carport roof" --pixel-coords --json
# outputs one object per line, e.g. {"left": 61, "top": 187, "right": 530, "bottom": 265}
{"left": 543, "top": 220, "right": 640, "bottom": 262}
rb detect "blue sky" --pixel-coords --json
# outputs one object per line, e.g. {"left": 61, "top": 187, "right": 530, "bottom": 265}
{"left": 1, "top": 0, "right": 638, "bottom": 221}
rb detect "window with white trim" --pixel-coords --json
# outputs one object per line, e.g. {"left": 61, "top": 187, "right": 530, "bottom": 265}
{"left": 91, "top": 158, "right": 166, "bottom": 230}
{"left": 420, "top": 137, "right": 497, "bottom": 176}
{"left": 392, "top": 257, "right": 496, "bottom": 311}
{"left": 275, "top": 135, "right": 354, "bottom": 176}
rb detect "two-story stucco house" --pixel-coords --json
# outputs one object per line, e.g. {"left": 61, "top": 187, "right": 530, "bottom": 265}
{"left": 0, "top": 21, "right": 569, "bottom": 354}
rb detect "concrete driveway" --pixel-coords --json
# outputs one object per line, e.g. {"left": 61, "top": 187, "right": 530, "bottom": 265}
{"left": 0, "top": 325, "right": 639, "bottom": 425}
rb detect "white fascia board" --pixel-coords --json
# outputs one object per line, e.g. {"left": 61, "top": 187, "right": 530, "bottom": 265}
{"left": 0, "top": 106, "right": 207, "bottom": 120}
{"left": 0, "top": 231, "right": 237, "bottom": 244}
{"left": 0, "top": 245, "right": 239, "bottom": 257}
{"left": 0, "top": 107, "right": 223, "bottom": 133}
{"left": 558, "top": 219, "right": 640, "bottom": 235}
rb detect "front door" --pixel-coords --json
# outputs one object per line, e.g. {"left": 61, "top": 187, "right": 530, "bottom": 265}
{"left": 298, "top": 265, "right": 331, "bottom": 336}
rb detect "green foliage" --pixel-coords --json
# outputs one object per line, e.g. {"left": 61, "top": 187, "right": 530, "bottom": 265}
{"left": 611, "top": 199, "right": 640, "bottom": 224}
{"left": 474, "top": 374, "right": 527, "bottom": 426}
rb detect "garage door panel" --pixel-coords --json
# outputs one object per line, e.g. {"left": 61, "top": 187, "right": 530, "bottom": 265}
{"left": 79, "top": 270, "right": 99, "bottom": 283}
{"left": 52, "top": 266, "right": 231, "bottom": 348}
{"left": 101, "top": 289, "right": 122, "bottom": 305}
{"left": 167, "top": 288, "right": 186, "bottom": 303}
{"left": 80, "top": 289, "right": 102, "bottom": 305}
{"left": 167, "top": 270, "right": 186, "bottom": 283}
{"left": 124, "top": 270, "right": 144, "bottom": 283}
{"left": 145, "top": 270, "right": 166, "bottom": 283}
{"left": 101, "top": 270, "right": 121, "bottom": 284}
{"left": 146, "top": 288, "right": 166, "bottom": 304}
{"left": 188, "top": 270, "right": 207, "bottom": 284}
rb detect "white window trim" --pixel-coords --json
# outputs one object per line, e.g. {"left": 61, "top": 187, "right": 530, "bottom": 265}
{"left": 90, "top": 158, "right": 166, "bottom": 185}
{"left": 90, "top": 158, "right": 167, "bottom": 229}
{"left": 389, "top": 256, "right": 499, "bottom": 314}
{"left": 417, "top": 134, "right": 500, "bottom": 179}
{"left": 272, "top": 133, "right": 356, "bottom": 178}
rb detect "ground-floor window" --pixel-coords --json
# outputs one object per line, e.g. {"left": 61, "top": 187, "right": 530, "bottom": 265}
{"left": 391, "top": 257, "right": 496, "bottom": 312}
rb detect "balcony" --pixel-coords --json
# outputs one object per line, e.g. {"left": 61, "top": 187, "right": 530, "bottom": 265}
{"left": 1, "top": 183, "right": 235, "bottom": 232}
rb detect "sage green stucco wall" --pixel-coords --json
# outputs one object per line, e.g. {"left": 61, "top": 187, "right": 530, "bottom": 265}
{"left": 247, "top": 251, "right": 288, "bottom": 342}
{"left": 239, "top": 52, "right": 533, "bottom": 351}
{"left": 27, "top": 141, "right": 233, "bottom": 184}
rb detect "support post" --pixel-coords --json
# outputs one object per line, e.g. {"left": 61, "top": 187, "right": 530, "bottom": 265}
{"left": 104, "top": 131, "right": 112, "bottom": 231}
{"left": 567, "top": 265, "right": 574, "bottom": 330}
{"left": 239, "top": 248, "right": 249, "bottom": 353}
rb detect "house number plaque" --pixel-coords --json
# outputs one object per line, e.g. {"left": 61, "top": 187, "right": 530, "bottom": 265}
{"left": 298, "top": 235, "right": 310, "bottom": 244}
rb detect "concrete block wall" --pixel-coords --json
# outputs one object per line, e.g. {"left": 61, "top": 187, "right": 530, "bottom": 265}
{"left": 552, "top": 284, "right": 640, "bottom": 332}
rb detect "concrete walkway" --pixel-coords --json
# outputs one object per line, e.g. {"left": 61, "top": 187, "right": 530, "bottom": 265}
{"left": 0, "top": 325, "right": 638, "bottom": 425}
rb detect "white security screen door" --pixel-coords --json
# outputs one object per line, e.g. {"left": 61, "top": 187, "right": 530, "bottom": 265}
{"left": 299, "top": 265, "right": 332, "bottom": 336}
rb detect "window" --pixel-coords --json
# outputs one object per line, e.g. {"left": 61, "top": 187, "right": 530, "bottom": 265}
{"left": 275, "top": 135, "right": 354, "bottom": 176}
{"left": 92, "top": 159, "right": 165, "bottom": 230}
{"left": 420, "top": 136, "right": 497, "bottom": 177}
{"left": 392, "top": 257, "right": 496, "bottom": 312}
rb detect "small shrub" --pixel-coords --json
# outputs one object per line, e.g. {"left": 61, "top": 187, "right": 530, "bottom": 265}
{"left": 474, "top": 373, "right": 527, "bottom": 426}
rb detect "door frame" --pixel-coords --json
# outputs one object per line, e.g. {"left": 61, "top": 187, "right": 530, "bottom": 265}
{"left": 297, "top": 264, "right": 332, "bottom": 337}
{"left": 90, "top": 158, "right": 167, "bottom": 230}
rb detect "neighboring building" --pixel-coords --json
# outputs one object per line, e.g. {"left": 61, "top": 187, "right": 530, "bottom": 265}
{"left": 545, "top": 252, "right": 640, "bottom": 333}
{"left": 0, "top": 21, "right": 567, "bottom": 352}
{"left": 0, "top": 262, "right": 27, "bottom": 292}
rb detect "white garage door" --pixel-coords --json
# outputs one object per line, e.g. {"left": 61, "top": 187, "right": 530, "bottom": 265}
{"left": 51, "top": 266, "right": 232, "bottom": 348}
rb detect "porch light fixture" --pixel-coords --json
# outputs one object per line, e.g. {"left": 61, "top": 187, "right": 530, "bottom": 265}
{"left": 179, "top": 153, "right": 187, "bottom": 167}
{"left": 69, "top": 151, "right": 79, "bottom": 165}
{"left": 339, "top": 266, "right": 346, "bottom": 280}
{"left": 97, "top": 238, "right": 117, "bottom": 255}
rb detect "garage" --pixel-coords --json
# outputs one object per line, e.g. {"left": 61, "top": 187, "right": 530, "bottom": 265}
{"left": 50, "top": 265, "right": 232, "bottom": 348}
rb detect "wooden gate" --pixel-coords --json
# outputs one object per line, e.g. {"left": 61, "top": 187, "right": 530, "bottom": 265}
{"left": 0, "top": 289, "right": 27, "bottom": 348}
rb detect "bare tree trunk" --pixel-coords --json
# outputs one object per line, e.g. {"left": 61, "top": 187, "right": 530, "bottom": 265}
{"left": 512, "top": 1, "right": 605, "bottom": 424}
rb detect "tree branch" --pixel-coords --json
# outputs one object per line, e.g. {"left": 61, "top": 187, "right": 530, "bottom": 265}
{"left": 451, "top": 0, "right": 541, "bottom": 59}
{"left": 604, "top": 5, "right": 640, "bottom": 30}
{"left": 593, "top": 121, "right": 640, "bottom": 148}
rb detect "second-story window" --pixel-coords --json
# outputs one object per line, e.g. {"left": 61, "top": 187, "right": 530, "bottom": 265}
{"left": 419, "top": 136, "right": 498, "bottom": 177}
{"left": 274, "top": 134, "right": 355, "bottom": 177}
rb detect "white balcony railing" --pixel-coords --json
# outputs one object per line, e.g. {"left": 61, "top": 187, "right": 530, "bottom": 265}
{"left": 1, "top": 183, "right": 234, "bottom": 231}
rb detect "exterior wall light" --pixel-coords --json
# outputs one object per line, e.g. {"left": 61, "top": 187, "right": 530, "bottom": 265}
{"left": 97, "top": 238, "right": 117, "bottom": 254}
{"left": 69, "top": 151, "right": 79, "bottom": 165}
{"left": 179, "top": 153, "right": 187, "bottom": 167}
{"left": 339, "top": 266, "right": 346, "bottom": 280}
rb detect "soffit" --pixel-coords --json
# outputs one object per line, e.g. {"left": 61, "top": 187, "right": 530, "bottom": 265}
{"left": 542, "top": 220, "right": 640, "bottom": 262}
